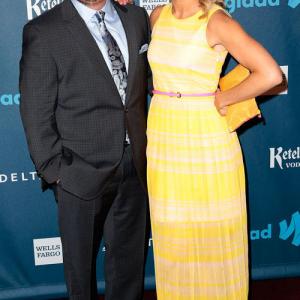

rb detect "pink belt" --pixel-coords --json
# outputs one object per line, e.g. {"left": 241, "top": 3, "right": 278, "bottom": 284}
{"left": 152, "top": 90, "right": 216, "bottom": 98}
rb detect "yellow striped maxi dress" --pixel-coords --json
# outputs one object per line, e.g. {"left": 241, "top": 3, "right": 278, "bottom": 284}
{"left": 147, "top": 3, "right": 249, "bottom": 299}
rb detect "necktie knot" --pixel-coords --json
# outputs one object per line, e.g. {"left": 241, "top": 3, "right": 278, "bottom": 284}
{"left": 96, "top": 11, "right": 105, "bottom": 23}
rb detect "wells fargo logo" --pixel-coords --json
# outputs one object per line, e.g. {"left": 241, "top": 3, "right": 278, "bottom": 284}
{"left": 138, "top": 0, "right": 170, "bottom": 14}
{"left": 33, "top": 237, "right": 63, "bottom": 266}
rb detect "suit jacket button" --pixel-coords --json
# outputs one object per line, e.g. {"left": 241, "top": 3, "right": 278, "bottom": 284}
{"left": 125, "top": 108, "right": 129, "bottom": 113}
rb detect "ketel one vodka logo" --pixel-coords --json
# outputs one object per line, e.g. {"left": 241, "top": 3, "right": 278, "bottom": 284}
{"left": 27, "top": 0, "right": 64, "bottom": 20}
{"left": 270, "top": 147, "right": 300, "bottom": 169}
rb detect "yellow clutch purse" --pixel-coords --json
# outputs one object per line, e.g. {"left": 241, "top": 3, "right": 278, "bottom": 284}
{"left": 219, "top": 64, "right": 261, "bottom": 132}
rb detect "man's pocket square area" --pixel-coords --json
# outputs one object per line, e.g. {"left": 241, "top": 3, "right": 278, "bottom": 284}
{"left": 139, "top": 44, "right": 149, "bottom": 54}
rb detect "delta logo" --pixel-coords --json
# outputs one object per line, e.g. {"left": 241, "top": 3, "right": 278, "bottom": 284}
{"left": 225, "top": 0, "right": 299, "bottom": 13}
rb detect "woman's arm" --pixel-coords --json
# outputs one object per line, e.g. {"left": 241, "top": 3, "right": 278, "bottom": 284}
{"left": 207, "top": 11, "right": 283, "bottom": 113}
{"left": 149, "top": 5, "right": 164, "bottom": 29}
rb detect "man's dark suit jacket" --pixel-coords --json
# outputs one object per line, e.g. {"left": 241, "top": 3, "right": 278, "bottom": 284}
{"left": 20, "top": 0, "right": 150, "bottom": 200}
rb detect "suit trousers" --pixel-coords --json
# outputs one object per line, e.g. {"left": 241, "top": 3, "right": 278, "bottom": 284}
{"left": 54, "top": 145, "right": 147, "bottom": 300}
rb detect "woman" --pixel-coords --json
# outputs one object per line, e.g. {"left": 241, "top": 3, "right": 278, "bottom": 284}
{"left": 119, "top": 0, "right": 282, "bottom": 298}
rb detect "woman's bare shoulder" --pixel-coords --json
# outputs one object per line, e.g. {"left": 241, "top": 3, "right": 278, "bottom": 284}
{"left": 150, "top": 5, "right": 165, "bottom": 28}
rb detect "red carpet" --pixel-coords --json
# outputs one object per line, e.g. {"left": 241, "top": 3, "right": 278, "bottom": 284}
{"left": 250, "top": 278, "right": 300, "bottom": 300}
{"left": 56, "top": 278, "right": 300, "bottom": 300}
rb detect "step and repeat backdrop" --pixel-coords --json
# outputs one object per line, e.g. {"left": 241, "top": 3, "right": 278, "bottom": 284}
{"left": 0, "top": 0, "right": 299, "bottom": 299}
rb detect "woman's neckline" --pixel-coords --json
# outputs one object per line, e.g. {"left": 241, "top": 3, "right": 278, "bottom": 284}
{"left": 169, "top": 3, "right": 204, "bottom": 21}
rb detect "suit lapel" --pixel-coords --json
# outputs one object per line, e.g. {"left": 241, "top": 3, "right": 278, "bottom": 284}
{"left": 61, "top": 0, "right": 120, "bottom": 97}
{"left": 113, "top": 3, "right": 138, "bottom": 104}
{"left": 61, "top": 0, "right": 138, "bottom": 104}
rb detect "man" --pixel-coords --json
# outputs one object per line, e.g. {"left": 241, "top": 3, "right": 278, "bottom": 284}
{"left": 19, "top": 0, "right": 150, "bottom": 299}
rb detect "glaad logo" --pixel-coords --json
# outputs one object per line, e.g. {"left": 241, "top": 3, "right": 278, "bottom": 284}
{"left": 288, "top": 0, "right": 300, "bottom": 8}
{"left": 225, "top": 0, "right": 299, "bottom": 13}
{"left": 251, "top": 211, "right": 300, "bottom": 247}
{"left": 33, "top": 237, "right": 63, "bottom": 266}
{"left": 250, "top": 224, "right": 272, "bottom": 240}
{"left": 226, "top": 0, "right": 279, "bottom": 13}
{"left": 270, "top": 147, "right": 300, "bottom": 169}
{"left": 0, "top": 94, "right": 20, "bottom": 106}
{"left": 139, "top": 0, "right": 170, "bottom": 14}
{"left": 27, "top": 0, "right": 64, "bottom": 20}
{"left": 279, "top": 211, "right": 300, "bottom": 246}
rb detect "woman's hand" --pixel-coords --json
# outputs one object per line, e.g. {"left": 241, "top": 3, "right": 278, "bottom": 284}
{"left": 214, "top": 89, "right": 228, "bottom": 116}
{"left": 115, "top": 0, "right": 133, "bottom": 5}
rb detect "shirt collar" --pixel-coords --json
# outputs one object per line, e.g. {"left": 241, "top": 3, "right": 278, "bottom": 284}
{"left": 71, "top": 0, "right": 115, "bottom": 24}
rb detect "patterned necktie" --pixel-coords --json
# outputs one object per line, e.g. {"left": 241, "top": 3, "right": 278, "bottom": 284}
{"left": 95, "top": 11, "right": 127, "bottom": 106}
{"left": 95, "top": 11, "right": 130, "bottom": 144}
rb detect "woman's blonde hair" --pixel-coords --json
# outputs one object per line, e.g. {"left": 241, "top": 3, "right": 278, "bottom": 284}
{"left": 198, "top": 0, "right": 226, "bottom": 16}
